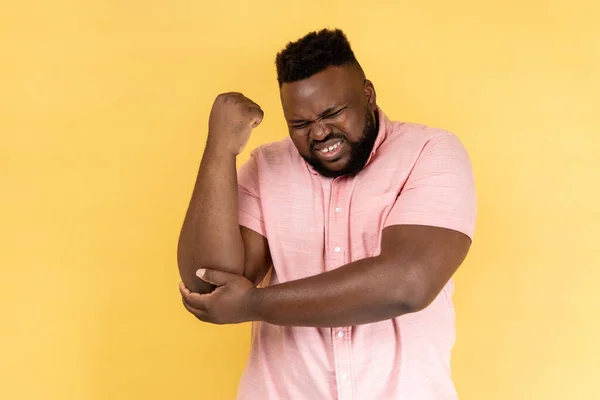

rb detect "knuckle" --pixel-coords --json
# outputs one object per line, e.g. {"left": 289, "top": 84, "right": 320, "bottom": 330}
{"left": 216, "top": 92, "right": 238, "bottom": 102}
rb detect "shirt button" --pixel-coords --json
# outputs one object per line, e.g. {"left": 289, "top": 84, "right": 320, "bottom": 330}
{"left": 334, "top": 246, "right": 341, "bottom": 253}
{"left": 337, "top": 331, "right": 344, "bottom": 338}
{"left": 335, "top": 207, "right": 341, "bottom": 213}
{"left": 341, "top": 373, "right": 348, "bottom": 380}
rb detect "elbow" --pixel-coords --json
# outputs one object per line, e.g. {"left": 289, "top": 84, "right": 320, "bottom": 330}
{"left": 397, "top": 295, "right": 433, "bottom": 315}
{"left": 177, "top": 242, "right": 244, "bottom": 294}
{"left": 378, "top": 257, "right": 435, "bottom": 315}
{"left": 177, "top": 255, "right": 214, "bottom": 294}
{"left": 177, "top": 244, "right": 215, "bottom": 294}
{"left": 391, "top": 278, "right": 437, "bottom": 315}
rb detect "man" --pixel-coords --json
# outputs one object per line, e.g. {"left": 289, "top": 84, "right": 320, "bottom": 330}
{"left": 177, "top": 28, "right": 476, "bottom": 399}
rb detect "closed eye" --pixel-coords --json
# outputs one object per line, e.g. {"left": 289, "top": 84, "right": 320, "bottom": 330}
{"left": 323, "top": 107, "right": 346, "bottom": 119}
{"left": 290, "top": 122, "right": 310, "bottom": 129}
{"left": 289, "top": 106, "right": 346, "bottom": 129}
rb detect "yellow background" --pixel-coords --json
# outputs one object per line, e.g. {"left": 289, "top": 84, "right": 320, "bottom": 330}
{"left": 1, "top": 1, "right": 598, "bottom": 399}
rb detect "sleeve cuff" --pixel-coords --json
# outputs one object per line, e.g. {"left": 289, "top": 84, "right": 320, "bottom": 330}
{"left": 384, "top": 212, "right": 475, "bottom": 241}
{"left": 238, "top": 210, "right": 267, "bottom": 237}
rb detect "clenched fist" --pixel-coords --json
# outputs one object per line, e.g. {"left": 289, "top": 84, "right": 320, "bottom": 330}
{"left": 207, "top": 92, "right": 264, "bottom": 155}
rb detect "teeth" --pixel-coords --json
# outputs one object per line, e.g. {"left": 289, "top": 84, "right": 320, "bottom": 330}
{"left": 319, "top": 141, "right": 342, "bottom": 153}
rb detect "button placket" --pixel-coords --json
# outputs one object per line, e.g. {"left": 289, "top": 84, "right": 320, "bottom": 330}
{"left": 330, "top": 179, "right": 345, "bottom": 263}
{"left": 330, "top": 179, "right": 353, "bottom": 399}
{"left": 333, "top": 326, "right": 353, "bottom": 399}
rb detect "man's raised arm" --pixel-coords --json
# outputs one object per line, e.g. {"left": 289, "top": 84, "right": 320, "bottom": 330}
{"left": 177, "top": 93, "right": 264, "bottom": 294}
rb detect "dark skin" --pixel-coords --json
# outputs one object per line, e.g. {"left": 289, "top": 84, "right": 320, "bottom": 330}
{"left": 177, "top": 92, "right": 265, "bottom": 295}
{"left": 282, "top": 65, "right": 378, "bottom": 177}
{"left": 179, "top": 65, "right": 471, "bottom": 327}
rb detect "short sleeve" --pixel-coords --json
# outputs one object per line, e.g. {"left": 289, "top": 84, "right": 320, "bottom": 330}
{"left": 384, "top": 133, "right": 477, "bottom": 240}
{"left": 237, "top": 150, "right": 267, "bottom": 237}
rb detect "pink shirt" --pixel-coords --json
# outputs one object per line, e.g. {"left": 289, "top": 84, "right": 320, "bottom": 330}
{"left": 236, "top": 108, "right": 476, "bottom": 399}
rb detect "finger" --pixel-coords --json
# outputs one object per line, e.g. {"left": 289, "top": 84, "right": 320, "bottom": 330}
{"left": 242, "top": 105, "right": 263, "bottom": 129}
{"left": 182, "top": 292, "right": 210, "bottom": 314}
{"left": 181, "top": 297, "right": 211, "bottom": 322}
{"left": 181, "top": 288, "right": 211, "bottom": 310}
{"left": 179, "top": 282, "right": 215, "bottom": 311}
{"left": 178, "top": 282, "right": 191, "bottom": 296}
{"left": 241, "top": 97, "right": 262, "bottom": 124}
{"left": 196, "top": 268, "right": 237, "bottom": 287}
{"left": 251, "top": 109, "right": 264, "bottom": 128}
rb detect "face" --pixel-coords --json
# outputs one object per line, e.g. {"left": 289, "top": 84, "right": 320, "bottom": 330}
{"left": 280, "top": 65, "right": 378, "bottom": 178}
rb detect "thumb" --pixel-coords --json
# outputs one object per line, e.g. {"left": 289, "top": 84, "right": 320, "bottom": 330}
{"left": 251, "top": 110, "right": 264, "bottom": 128}
{"left": 196, "top": 268, "right": 233, "bottom": 287}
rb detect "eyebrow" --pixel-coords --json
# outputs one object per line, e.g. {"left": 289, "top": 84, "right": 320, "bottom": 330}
{"left": 287, "top": 104, "right": 345, "bottom": 125}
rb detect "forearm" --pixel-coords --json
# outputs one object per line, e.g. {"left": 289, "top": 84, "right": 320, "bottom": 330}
{"left": 177, "top": 144, "right": 245, "bottom": 294}
{"left": 249, "top": 255, "right": 418, "bottom": 327}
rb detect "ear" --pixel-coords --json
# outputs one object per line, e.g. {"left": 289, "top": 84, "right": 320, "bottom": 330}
{"left": 364, "top": 79, "right": 377, "bottom": 112}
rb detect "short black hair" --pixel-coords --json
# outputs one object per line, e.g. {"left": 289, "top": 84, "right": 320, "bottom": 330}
{"left": 275, "top": 28, "right": 359, "bottom": 87}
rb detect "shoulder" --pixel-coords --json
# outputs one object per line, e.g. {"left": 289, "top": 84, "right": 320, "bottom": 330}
{"left": 378, "top": 120, "right": 472, "bottom": 174}
{"left": 385, "top": 120, "right": 467, "bottom": 153}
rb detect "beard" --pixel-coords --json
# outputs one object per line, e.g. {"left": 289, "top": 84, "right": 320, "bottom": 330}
{"left": 303, "top": 108, "right": 379, "bottom": 178}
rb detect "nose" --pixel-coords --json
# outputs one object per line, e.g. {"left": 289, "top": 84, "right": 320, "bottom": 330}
{"left": 311, "top": 120, "right": 332, "bottom": 140}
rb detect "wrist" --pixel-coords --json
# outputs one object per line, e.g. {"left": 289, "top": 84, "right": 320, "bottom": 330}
{"left": 247, "top": 287, "right": 265, "bottom": 322}
{"left": 204, "top": 138, "right": 238, "bottom": 159}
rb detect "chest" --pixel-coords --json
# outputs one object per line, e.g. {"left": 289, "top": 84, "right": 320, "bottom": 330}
{"left": 260, "top": 154, "right": 412, "bottom": 275}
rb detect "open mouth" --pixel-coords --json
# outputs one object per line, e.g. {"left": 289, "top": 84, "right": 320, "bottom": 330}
{"left": 315, "top": 140, "right": 345, "bottom": 160}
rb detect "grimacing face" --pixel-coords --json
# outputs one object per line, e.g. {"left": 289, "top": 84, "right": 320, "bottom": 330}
{"left": 280, "top": 65, "right": 379, "bottom": 178}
